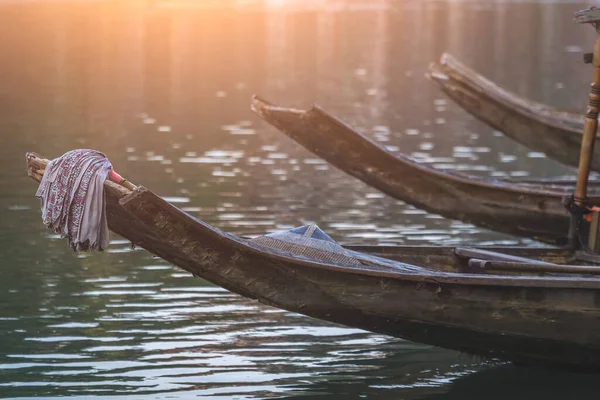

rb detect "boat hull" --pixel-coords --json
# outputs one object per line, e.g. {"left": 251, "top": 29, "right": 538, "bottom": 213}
{"left": 26, "top": 154, "right": 600, "bottom": 369}
{"left": 428, "top": 53, "right": 597, "bottom": 172}
{"left": 121, "top": 186, "right": 600, "bottom": 369}
{"left": 250, "top": 96, "right": 584, "bottom": 244}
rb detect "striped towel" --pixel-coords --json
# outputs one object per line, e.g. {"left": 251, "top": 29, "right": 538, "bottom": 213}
{"left": 35, "top": 149, "right": 113, "bottom": 251}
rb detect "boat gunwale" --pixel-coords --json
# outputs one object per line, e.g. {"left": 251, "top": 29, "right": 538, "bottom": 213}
{"left": 253, "top": 95, "right": 574, "bottom": 198}
{"left": 117, "top": 185, "right": 600, "bottom": 290}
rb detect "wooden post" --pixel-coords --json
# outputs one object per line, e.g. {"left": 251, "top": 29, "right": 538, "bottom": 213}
{"left": 589, "top": 212, "right": 600, "bottom": 250}
{"left": 572, "top": 8, "right": 600, "bottom": 250}
{"left": 575, "top": 8, "right": 600, "bottom": 204}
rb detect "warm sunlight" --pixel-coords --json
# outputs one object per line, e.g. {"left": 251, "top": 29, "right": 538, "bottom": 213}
{"left": 154, "top": 0, "right": 390, "bottom": 11}
{"left": 4, "top": 0, "right": 600, "bottom": 398}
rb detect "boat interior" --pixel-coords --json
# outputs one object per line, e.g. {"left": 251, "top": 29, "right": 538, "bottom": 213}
{"left": 345, "top": 245, "right": 600, "bottom": 276}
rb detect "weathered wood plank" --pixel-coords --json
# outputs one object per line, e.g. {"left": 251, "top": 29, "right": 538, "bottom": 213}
{"left": 455, "top": 247, "right": 556, "bottom": 265}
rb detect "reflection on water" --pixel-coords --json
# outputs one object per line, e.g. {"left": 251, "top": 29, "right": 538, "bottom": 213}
{"left": 1, "top": 0, "right": 599, "bottom": 398}
{"left": 0, "top": 251, "right": 485, "bottom": 398}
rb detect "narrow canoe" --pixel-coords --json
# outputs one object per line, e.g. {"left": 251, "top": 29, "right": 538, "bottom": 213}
{"left": 252, "top": 96, "right": 597, "bottom": 244}
{"left": 25, "top": 153, "right": 600, "bottom": 369}
{"left": 427, "top": 53, "right": 596, "bottom": 171}
{"left": 249, "top": 96, "right": 596, "bottom": 245}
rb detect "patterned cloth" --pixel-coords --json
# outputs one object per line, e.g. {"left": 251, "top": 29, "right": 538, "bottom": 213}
{"left": 36, "top": 149, "right": 113, "bottom": 251}
{"left": 252, "top": 224, "right": 362, "bottom": 265}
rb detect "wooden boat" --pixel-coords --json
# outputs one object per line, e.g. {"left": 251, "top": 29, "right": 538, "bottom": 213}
{"left": 426, "top": 53, "right": 599, "bottom": 171}
{"left": 24, "top": 153, "right": 600, "bottom": 369}
{"left": 250, "top": 96, "right": 600, "bottom": 244}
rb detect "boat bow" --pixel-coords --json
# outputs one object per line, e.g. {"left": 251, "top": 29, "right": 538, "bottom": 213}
{"left": 427, "top": 53, "right": 598, "bottom": 171}
{"left": 251, "top": 96, "right": 579, "bottom": 244}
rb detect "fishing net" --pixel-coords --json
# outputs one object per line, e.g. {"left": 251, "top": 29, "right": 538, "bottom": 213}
{"left": 252, "top": 224, "right": 363, "bottom": 265}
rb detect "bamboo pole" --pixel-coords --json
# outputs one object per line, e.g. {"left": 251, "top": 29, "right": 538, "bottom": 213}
{"left": 574, "top": 9, "right": 600, "bottom": 204}
{"left": 569, "top": 8, "right": 600, "bottom": 249}
{"left": 574, "top": 27, "right": 600, "bottom": 205}
{"left": 108, "top": 169, "right": 137, "bottom": 191}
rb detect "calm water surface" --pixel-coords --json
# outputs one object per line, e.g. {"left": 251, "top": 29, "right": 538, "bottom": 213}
{"left": 2, "top": 0, "right": 600, "bottom": 398}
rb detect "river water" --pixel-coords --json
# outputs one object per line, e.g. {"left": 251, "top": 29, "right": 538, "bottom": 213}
{"left": 1, "top": 0, "right": 599, "bottom": 398}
